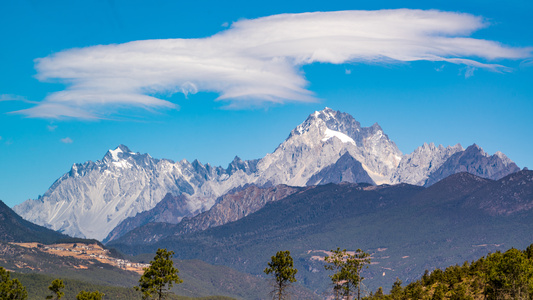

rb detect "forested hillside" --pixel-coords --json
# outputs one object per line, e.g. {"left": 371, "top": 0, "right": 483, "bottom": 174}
{"left": 365, "top": 245, "right": 533, "bottom": 300}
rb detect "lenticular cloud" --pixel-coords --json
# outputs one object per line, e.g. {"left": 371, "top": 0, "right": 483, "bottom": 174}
{"left": 21, "top": 9, "right": 531, "bottom": 119}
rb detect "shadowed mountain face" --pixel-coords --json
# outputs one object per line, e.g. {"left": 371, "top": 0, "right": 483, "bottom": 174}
{"left": 103, "top": 194, "right": 196, "bottom": 243}
{"left": 108, "top": 170, "right": 533, "bottom": 294}
{"left": 463, "top": 170, "right": 533, "bottom": 215}
{"left": 306, "top": 152, "right": 375, "bottom": 185}
{"left": 0, "top": 199, "right": 68, "bottom": 244}
{"left": 423, "top": 144, "right": 520, "bottom": 186}
{"left": 106, "top": 184, "right": 310, "bottom": 244}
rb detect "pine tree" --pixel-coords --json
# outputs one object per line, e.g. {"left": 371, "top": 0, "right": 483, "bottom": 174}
{"left": 0, "top": 266, "right": 27, "bottom": 300}
{"left": 46, "top": 279, "right": 65, "bottom": 300}
{"left": 135, "top": 248, "right": 183, "bottom": 300}
{"left": 76, "top": 290, "right": 104, "bottom": 300}
{"left": 325, "top": 248, "right": 371, "bottom": 300}
{"left": 264, "top": 250, "right": 298, "bottom": 300}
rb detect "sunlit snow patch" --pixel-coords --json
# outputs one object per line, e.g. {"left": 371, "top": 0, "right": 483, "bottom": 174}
{"left": 321, "top": 128, "right": 356, "bottom": 145}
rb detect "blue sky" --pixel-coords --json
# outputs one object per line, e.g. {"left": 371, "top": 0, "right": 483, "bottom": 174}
{"left": 1, "top": 0, "right": 532, "bottom": 207}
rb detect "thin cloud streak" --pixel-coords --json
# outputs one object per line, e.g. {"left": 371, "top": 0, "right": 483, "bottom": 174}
{"left": 1, "top": 94, "right": 29, "bottom": 102}
{"left": 18, "top": 9, "right": 532, "bottom": 119}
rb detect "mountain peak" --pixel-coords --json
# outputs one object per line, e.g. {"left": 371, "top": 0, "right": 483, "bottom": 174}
{"left": 116, "top": 144, "right": 131, "bottom": 152}
{"left": 465, "top": 144, "right": 488, "bottom": 157}
{"left": 313, "top": 107, "right": 337, "bottom": 119}
{"left": 369, "top": 122, "right": 383, "bottom": 133}
{"left": 104, "top": 145, "right": 133, "bottom": 161}
{"left": 494, "top": 151, "right": 513, "bottom": 166}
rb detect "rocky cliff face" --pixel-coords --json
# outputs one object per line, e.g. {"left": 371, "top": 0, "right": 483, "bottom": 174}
{"left": 391, "top": 142, "right": 464, "bottom": 185}
{"left": 103, "top": 193, "right": 196, "bottom": 243}
{"left": 13, "top": 108, "right": 521, "bottom": 240}
{"left": 255, "top": 108, "right": 402, "bottom": 186}
{"left": 107, "top": 184, "right": 309, "bottom": 244}
{"left": 13, "top": 145, "right": 232, "bottom": 240}
{"left": 422, "top": 144, "right": 520, "bottom": 186}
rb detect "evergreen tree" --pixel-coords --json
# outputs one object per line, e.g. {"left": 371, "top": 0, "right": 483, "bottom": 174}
{"left": 76, "top": 290, "right": 104, "bottom": 300}
{"left": 484, "top": 248, "right": 533, "bottom": 300}
{"left": 264, "top": 250, "right": 298, "bottom": 300}
{"left": 325, "top": 248, "right": 371, "bottom": 300}
{"left": 431, "top": 284, "right": 446, "bottom": 300}
{"left": 389, "top": 278, "right": 404, "bottom": 300}
{"left": 0, "top": 266, "right": 27, "bottom": 300}
{"left": 46, "top": 279, "right": 65, "bottom": 300}
{"left": 135, "top": 248, "right": 183, "bottom": 300}
{"left": 374, "top": 287, "right": 384, "bottom": 299}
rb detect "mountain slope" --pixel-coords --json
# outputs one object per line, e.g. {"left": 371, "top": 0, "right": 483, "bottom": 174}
{"left": 13, "top": 145, "right": 229, "bottom": 240}
{"left": 391, "top": 142, "right": 464, "bottom": 185}
{"left": 0, "top": 199, "right": 68, "bottom": 244}
{"left": 109, "top": 171, "right": 533, "bottom": 294}
{"left": 103, "top": 194, "right": 194, "bottom": 243}
{"left": 306, "top": 152, "right": 375, "bottom": 185}
{"left": 1, "top": 242, "right": 317, "bottom": 299}
{"left": 423, "top": 144, "right": 520, "bottom": 186}
{"left": 105, "top": 184, "right": 310, "bottom": 243}
{"left": 462, "top": 169, "right": 533, "bottom": 215}
{"left": 14, "top": 108, "right": 521, "bottom": 240}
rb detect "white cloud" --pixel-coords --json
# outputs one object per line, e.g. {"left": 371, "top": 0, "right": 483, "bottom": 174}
{"left": 0, "top": 94, "right": 28, "bottom": 102}
{"left": 47, "top": 125, "right": 58, "bottom": 131}
{"left": 17, "top": 9, "right": 532, "bottom": 119}
{"left": 61, "top": 137, "right": 73, "bottom": 144}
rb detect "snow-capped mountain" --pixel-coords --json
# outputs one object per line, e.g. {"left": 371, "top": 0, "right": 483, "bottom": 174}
{"left": 391, "top": 142, "right": 464, "bottom": 185}
{"left": 13, "top": 145, "right": 232, "bottom": 240}
{"left": 13, "top": 108, "right": 520, "bottom": 240}
{"left": 251, "top": 108, "right": 403, "bottom": 186}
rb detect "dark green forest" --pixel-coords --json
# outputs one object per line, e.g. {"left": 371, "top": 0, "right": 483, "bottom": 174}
{"left": 364, "top": 245, "right": 533, "bottom": 300}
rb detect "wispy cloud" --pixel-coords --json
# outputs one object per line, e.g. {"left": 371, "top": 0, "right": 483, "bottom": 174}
{"left": 60, "top": 137, "right": 73, "bottom": 144}
{"left": 17, "top": 9, "right": 532, "bottom": 119}
{"left": 519, "top": 59, "right": 533, "bottom": 68}
{"left": 47, "top": 125, "right": 58, "bottom": 131}
{"left": 1, "top": 94, "right": 28, "bottom": 102}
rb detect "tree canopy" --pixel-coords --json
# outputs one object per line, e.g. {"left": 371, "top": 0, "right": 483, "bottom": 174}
{"left": 76, "top": 290, "right": 104, "bottom": 300}
{"left": 325, "top": 248, "right": 371, "bottom": 300}
{"left": 264, "top": 250, "right": 298, "bottom": 300}
{"left": 135, "top": 248, "right": 183, "bottom": 300}
{"left": 47, "top": 279, "right": 65, "bottom": 300}
{"left": 0, "top": 266, "right": 27, "bottom": 300}
{"left": 364, "top": 245, "right": 533, "bottom": 300}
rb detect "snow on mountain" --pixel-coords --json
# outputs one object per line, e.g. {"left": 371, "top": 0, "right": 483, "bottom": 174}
{"left": 252, "top": 107, "right": 402, "bottom": 186}
{"left": 13, "top": 145, "right": 227, "bottom": 240}
{"left": 13, "top": 108, "right": 521, "bottom": 240}
{"left": 391, "top": 142, "right": 464, "bottom": 185}
{"left": 422, "top": 144, "right": 520, "bottom": 186}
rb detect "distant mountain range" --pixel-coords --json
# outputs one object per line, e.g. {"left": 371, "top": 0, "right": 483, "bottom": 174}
{"left": 13, "top": 108, "right": 520, "bottom": 240}
{"left": 108, "top": 170, "right": 533, "bottom": 294}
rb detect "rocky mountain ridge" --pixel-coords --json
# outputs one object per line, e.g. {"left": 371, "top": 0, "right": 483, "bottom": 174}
{"left": 105, "top": 184, "right": 311, "bottom": 243}
{"left": 108, "top": 170, "right": 533, "bottom": 294}
{"left": 14, "top": 108, "right": 520, "bottom": 240}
